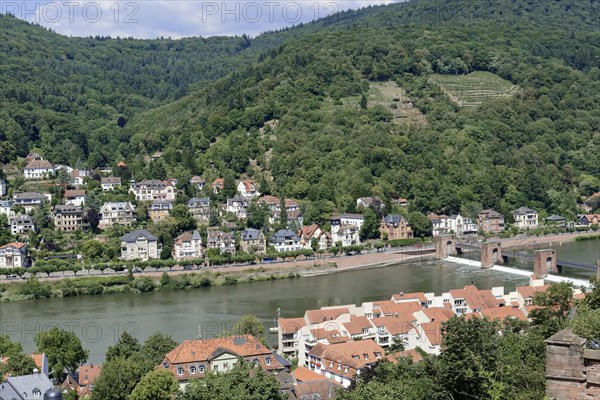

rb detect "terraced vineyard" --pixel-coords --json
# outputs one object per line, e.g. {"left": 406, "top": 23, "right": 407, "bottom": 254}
{"left": 430, "top": 71, "right": 519, "bottom": 107}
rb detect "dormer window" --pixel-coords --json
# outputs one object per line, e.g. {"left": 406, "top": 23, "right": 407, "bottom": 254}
{"left": 329, "top": 362, "right": 334, "bottom": 368}
{"left": 364, "top": 354, "right": 369, "bottom": 360}
{"left": 199, "top": 365, "right": 205, "bottom": 373}
{"left": 266, "top": 357, "right": 272, "bottom": 365}
{"left": 189, "top": 366, "right": 196, "bottom": 374}
{"left": 177, "top": 368, "right": 184, "bottom": 375}
{"left": 33, "top": 389, "right": 42, "bottom": 398}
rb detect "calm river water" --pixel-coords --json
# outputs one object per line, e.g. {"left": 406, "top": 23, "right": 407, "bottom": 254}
{"left": 1, "top": 239, "right": 597, "bottom": 363}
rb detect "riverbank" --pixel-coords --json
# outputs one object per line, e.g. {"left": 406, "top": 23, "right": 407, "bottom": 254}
{"left": 499, "top": 232, "right": 599, "bottom": 249}
{"left": 0, "top": 250, "right": 433, "bottom": 302}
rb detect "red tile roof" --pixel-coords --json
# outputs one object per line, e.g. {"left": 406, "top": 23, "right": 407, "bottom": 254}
{"left": 278, "top": 317, "right": 306, "bottom": 334}
{"left": 480, "top": 307, "right": 527, "bottom": 321}
{"left": 450, "top": 286, "right": 502, "bottom": 311}
{"left": 392, "top": 292, "right": 427, "bottom": 303}
{"left": 299, "top": 224, "right": 320, "bottom": 240}
{"left": 421, "top": 322, "right": 442, "bottom": 346}
{"left": 164, "top": 335, "right": 272, "bottom": 364}
{"left": 305, "top": 308, "right": 349, "bottom": 325}
{"left": 0, "top": 242, "right": 26, "bottom": 249}
{"left": 309, "top": 340, "right": 384, "bottom": 377}
{"left": 343, "top": 316, "right": 372, "bottom": 336}
{"left": 291, "top": 366, "right": 329, "bottom": 382}
{"left": 78, "top": 364, "right": 102, "bottom": 386}
{"left": 65, "top": 190, "right": 86, "bottom": 198}
{"left": 516, "top": 285, "right": 550, "bottom": 299}
{"left": 373, "top": 300, "right": 422, "bottom": 317}
{"left": 371, "top": 317, "right": 416, "bottom": 336}
{"left": 421, "top": 307, "right": 455, "bottom": 323}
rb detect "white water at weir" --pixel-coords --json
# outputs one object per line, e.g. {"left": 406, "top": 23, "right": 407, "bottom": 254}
{"left": 445, "top": 256, "right": 591, "bottom": 288}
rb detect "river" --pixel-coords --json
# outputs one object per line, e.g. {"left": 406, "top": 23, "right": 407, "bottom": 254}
{"left": 2, "top": 239, "right": 597, "bottom": 364}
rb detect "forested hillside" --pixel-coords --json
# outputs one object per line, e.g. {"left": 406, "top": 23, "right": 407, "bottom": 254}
{"left": 2, "top": 0, "right": 600, "bottom": 223}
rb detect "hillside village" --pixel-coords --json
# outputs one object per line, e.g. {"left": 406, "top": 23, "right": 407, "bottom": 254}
{"left": 0, "top": 154, "right": 599, "bottom": 271}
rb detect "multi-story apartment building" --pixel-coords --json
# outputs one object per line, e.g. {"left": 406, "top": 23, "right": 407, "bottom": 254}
{"left": 120, "top": 230, "right": 159, "bottom": 260}
{"left": 99, "top": 202, "right": 136, "bottom": 229}
{"left": 13, "top": 192, "right": 50, "bottom": 212}
{"left": 51, "top": 205, "right": 85, "bottom": 232}
{"left": 187, "top": 198, "right": 211, "bottom": 223}
{"left": 10, "top": 214, "right": 35, "bottom": 235}
{"left": 0, "top": 242, "right": 28, "bottom": 268}
{"left": 149, "top": 201, "right": 173, "bottom": 222}
{"left": 240, "top": 228, "right": 266, "bottom": 254}
{"left": 173, "top": 230, "right": 203, "bottom": 260}
{"left": 477, "top": 209, "right": 505, "bottom": 233}
{"left": 129, "top": 179, "right": 176, "bottom": 201}
{"left": 380, "top": 215, "right": 412, "bottom": 240}
{"left": 206, "top": 230, "right": 236, "bottom": 254}
{"left": 100, "top": 176, "right": 121, "bottom": 191}
{"left": 512, "top": 206, "right": 538, "bottom": 230}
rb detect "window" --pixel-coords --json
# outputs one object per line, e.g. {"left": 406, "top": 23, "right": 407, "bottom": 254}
{"left": 33, "top": 389, "right": 41, "bottom": 398}
{"left": 266, "top": 357, "right": 272, "bottom": 365}
{"left": 374, "top": 352, "right": 382, "bottom": 358}
{"left": 338, "top": 364, "right": 341, "bottom": 371}
{"left": 177, "top": 368, "right": 184, "bottom": 375}
{"left": 363, "top": 354, "right": 369, "bottom": 360}
{"left": 189, "top": 366, "right": 196, "bottom": 374}
{"left": 344, "top": 367, "right": 349, "bottom": 373}
{"left": 213, "top": 365, "right": 219, "bottom": 371}
{"left": 199, "top": 365, "right": 205, "bottom": 373}
{"left": 330, "top": 362, "right": 334, "bottom": 368}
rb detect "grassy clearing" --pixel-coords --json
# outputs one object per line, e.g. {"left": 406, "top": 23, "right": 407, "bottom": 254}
{"left": 325, "top": 81, "right": 427, "bottom": 125}
{"left": 429, "top": 71, "right": 518, "bottom": 107}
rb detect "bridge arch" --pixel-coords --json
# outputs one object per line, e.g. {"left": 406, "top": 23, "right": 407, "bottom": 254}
{"left": 435, "top": 235, "right": 456, "bottom": 259}
{"left": 481, "top": 241, "right": 503, "bottom": 269}
{"left": 534, "top": 249, "right": 557, "bottom": 279}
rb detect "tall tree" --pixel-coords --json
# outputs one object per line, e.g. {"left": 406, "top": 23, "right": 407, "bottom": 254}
{"left": 130, "top": 369, "right": 179, "bottom": 400}
{"left": 105, "top": 332, "right": 141, "bottom": 362}
{"left": 34, "top": 327, "right": 88, "bottom": 381}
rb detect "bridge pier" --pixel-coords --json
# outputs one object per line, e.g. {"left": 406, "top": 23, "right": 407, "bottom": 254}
{"left": 534, "top": 249, "right": 557, "bottom": 279}
{"left": 435, "top": 235, "right": 456, "bottom": 259}
{"left": 481, "top": 241, "right": 503, "bottom": 269}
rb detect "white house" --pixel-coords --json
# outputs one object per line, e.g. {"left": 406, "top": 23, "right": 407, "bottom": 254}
{"left": 271, "top": 229, "right": 302, "bottom": 252}
{"left": 331, "top": 213, "right": 364, "bottom": 235}
{"left": 0, "top": 200, "right": 14, "bottom": 217}
{"left": 237, "top": 180, "right": 260, "bottom": 199}
{"left": 512, "top": 206, "right": 538, "bottom": 230}
{"left": 24, "top": 159, "right": 55, "bottom": 180}
{"left": 333, "top": 225, "right": 361, "bottom": 247}
{"left": 225, "top": 195, "right": 249, "bottom": 219}
{"left": 173, "top": 230, "right": 203, "bottom": 260}
{"left": 428, "top": 214, "right": 450, "bottom": 236}
{"left": 120, "top": 230, "right": 160, "bottom": 260}
{"left": 10, "top": 214, "right": 35, "bottom": 235}
{"left": 129, "top": 179, "right": 176, "bottom": 201}
{"left": 447, "top": 214, "right": 477, "bottom": 236}
{"left": 0, "top": 242, "right": 28, "bottom": 268}
{"left": 64, "top": 190, "right": 86, "bottom": 207}
{"left": 13, "top": 192, "right": 50, "bottom": 211}
{"left": 99, "top": 202, "right": 136, "bottom": 229}
{"left": 101, "top": 176, "right": 121, "bottom": 191}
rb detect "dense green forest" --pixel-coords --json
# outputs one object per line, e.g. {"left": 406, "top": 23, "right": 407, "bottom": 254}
{"left": 2, "top": 0, "right": 600, "bottom": 224}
